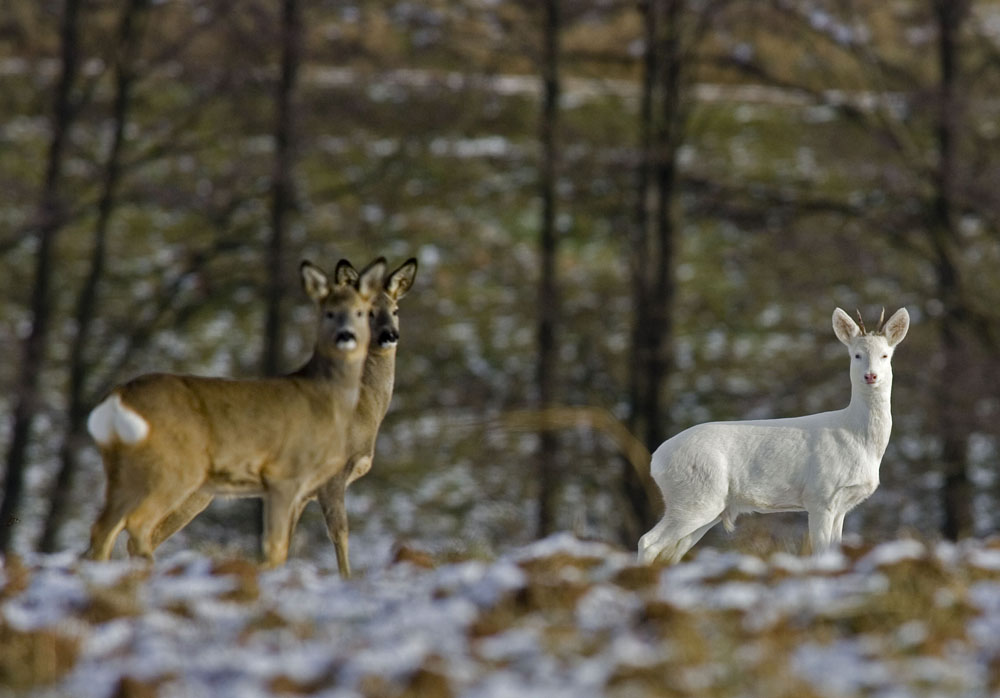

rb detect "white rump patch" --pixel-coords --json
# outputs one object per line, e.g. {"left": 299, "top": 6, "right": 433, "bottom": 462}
{"left": 87, "top": 393, "right": 149, "bottom": 445}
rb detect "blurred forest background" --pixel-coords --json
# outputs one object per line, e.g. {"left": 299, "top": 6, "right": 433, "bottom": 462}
{"left": 2, "top": 0, "right": 1000, "bottom": 567}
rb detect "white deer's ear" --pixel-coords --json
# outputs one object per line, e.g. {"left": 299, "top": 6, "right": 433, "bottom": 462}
{"left": 832, "top": 307, "right": 860, "bottom": 346}
{"left": 300, "top": 261, "right": 330, "bottom": 302}
{"left": 386, "top": 257, "right": 418, "bottom": 300}
{"left": 883, "top": 308, "right": 910, "bottom": 347}
{"left": 334, "top": 259, "right": 359, "bottom": 287}
{"left": 357, "top": 257, "right": 387, "bottom": 301}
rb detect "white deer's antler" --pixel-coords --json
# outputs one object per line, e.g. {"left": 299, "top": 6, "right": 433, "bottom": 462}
{"left": 855, "top": 309, "right": 867, "bottom": 336}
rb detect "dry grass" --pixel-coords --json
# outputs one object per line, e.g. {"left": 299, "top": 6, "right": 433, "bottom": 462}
{"left": 0, "top": 619, "right": 79, "bottom": 690}
{"left": 79, "top": 568, "right": 147, "bottom": 624}
{"left": 211, "top": 558, "right": 260, "bottom": 602}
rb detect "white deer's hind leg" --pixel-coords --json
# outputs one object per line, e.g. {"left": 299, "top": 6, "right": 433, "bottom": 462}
{"left": 669, "top": 516, "right": 722, "bottom": 563}
{"left": 639, "top": 510, "right": 722, "bottom": 565}
{"left": 638, "top": 518, "right": 674, "bottom": 564}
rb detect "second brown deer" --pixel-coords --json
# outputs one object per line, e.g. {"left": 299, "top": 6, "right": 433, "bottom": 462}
{"left": 313, "top": 257, "right": 417, "bottom": 577}
{"left": 85, "top": 258, "right": 386, "bottom": 567}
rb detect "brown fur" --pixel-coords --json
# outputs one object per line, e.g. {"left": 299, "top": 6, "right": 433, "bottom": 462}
{"left": 314, "top": 257, "right": 417, "bottom": 577}
{"left": 86, "top": 258, "right": 386, "bottom": 567}
{"left": 143, "top": 258, "right": 417, "bottom": 576}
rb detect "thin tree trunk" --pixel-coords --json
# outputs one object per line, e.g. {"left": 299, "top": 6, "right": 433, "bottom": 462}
{"left": 932, "top": 0, "right": 972, "bottom": 540}
{"left": 622, "top": 0, "right": 684, "bottom": 547}
{"left": 643, "top": 0, "right": 682, "bottom": 453}
{"left": 255, "top": 0, "right": 302, "bottom": 548}
{"left": 0, "top": 0, "right": 82, "bottom": 553}
{"left": 39, "top": 0, "right": 149, "bottom": 553}
{"left": 535, "top": 0, "right": 561, "bottom": 538}
{"left": 622, "top": 0, "right": 659, "bottom": 545}
{"left": 262, "top": 0, "right": 301, "bottom": 377}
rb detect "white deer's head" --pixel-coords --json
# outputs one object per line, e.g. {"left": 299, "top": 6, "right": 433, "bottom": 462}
{"left": 833, "top": 307, "right": 909, "bottom": 392}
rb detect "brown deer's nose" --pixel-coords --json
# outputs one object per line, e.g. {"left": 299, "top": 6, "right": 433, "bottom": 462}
{"left": 377, "top": 328, "right": 399, "bottom": 347}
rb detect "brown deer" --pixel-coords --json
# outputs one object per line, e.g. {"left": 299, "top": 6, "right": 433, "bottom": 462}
{"left": 85, "top": 258, "right": 386, "bottom": 567}
{"left": 143, "top": 258, "right": 417, "bottom": 576}
{"left": 313, "top": 257, "right": 417, "bottom": 577}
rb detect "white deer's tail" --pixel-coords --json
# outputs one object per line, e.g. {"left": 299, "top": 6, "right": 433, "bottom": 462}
{"left": 87, "top": 393, "right": 150, "bottom": 446}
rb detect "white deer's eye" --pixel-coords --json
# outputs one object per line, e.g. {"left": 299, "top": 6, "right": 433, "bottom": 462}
{"left": 882, "top": 354, "right": 888, "bottom": 359}
{"left": 854, "top": 353, "right": 861, "bottom": 359}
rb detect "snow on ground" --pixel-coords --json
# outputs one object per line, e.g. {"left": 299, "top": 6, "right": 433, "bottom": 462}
{"left": 3, "top": 534, "right": 1000, "bottom": 697}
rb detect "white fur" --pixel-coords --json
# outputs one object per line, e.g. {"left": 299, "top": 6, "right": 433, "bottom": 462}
{"left": 87, "top": 393, "right": 150, "bottom": 446}
{"left": 638, "top": 307, "right": 910, "bottom": 564}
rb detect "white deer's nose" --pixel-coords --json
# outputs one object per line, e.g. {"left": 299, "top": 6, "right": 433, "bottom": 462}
{"left": 864, "top": 372, "right": 877, "bottom": 384}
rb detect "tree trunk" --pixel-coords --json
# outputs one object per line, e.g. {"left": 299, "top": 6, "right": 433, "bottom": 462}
{"left": 622, "top": 0, "right": 659, "bottom": 545}
{"left": 622, "top": 0, "right": 683, "bottom": 545}
{"left": 932, "top": 0, "right": 973, "bottom": 540}
{"left": 644, "top": 0, "right": 681, "bottom": 449}
{"left": 262, "top": 0, "right": 301, "bottom": 378}
{"left": 0, "top": 0, "right": 82, "bottom": 553}
{"left": 535, "top": 0, "right": 560, "bottom": 538}
{"left": 39, "top": 0, "right": 149, "bottom": 553}
{"left": 254, "top": 0, "right": 302, "bottom": 549}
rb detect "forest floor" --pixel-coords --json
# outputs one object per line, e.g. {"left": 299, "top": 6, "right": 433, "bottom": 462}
{"left": 2, "top": 533, "right": 1000, "bottom": 697}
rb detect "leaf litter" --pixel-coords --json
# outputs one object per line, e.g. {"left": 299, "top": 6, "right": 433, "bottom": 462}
{"left": 2, "top": 534, "right": 1000, "bottom": 697}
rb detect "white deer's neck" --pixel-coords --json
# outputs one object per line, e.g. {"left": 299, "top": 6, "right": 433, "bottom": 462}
{"left": 846, "top": 380, "right": 893, "bottom": 449}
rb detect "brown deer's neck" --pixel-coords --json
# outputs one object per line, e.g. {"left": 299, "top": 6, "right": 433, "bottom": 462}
{"left": 293, "top": 352, "right": 365, "bottom": 403}
{"left": 360, "top": 348, "right": 397, "bottom": 421}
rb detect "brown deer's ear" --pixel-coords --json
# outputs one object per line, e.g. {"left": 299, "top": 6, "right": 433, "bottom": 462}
{"left": 334, "top": 259, "right": 359, "bottom": 287}
{"left": 386, "top": 258, "right": 418, "bottom": 300}
{"left": 300, "top": 261, "right": 330, "bottom": 302}
{"left": 357, "top": 257, "right": 387, "bottom": 301}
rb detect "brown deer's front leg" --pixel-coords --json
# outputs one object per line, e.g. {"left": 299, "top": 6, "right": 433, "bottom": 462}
{"left": 318, "top": 466, "right": 352, "bottom": 577}
{"left": 261, "top": 483, "right": 303, "bottom": 568}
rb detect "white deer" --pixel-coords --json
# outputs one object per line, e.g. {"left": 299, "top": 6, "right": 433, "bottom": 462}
{"left": 638, "top": 307, "right": 910, "bottom": 564}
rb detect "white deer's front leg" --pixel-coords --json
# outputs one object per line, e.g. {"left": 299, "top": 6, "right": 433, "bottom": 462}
{"left": 807, "top": 507, "right": 839, "bottom": 555}
{"left": 831, "top": 510, "right": 847, "bottom": 546}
